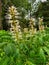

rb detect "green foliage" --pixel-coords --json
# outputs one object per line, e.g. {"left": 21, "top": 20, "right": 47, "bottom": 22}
{"left": 0, "top": 30, "right": 16, "bottom": 65}
{"left": 0, "top": 29, "right": 49, "bottom": 65}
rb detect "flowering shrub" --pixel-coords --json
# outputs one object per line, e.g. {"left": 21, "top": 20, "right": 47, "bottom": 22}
{"left": 1, "top": 5, "right": 49, "bottom": 65}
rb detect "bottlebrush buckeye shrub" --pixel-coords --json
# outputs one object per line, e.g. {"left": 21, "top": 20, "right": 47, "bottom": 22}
{"left": 4, "top": 5, "right": 49, "bottom": 65}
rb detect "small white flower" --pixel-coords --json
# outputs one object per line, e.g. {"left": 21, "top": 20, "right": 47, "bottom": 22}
{"left": 32, "top": 18, "right": 35, "bottom": 21}
{"left": 16, "top": 22, "right": 19, "bottom": 25}
{"left": 16, "top": 12, "right": 20, "bottom": 15}
{"left": 17, "top": 25, "right": 21, "bottom": 28}
{"left": 34, "top": 28, "right": 37, "bottom": 33}
{"left": 8, "top": 20, "right": 13, "bottom": 23}
{"left": 15, "top": 16, "right": 19, "bottom": 18}
{"left": 5, "top": 14, "right": 12, "bottom": 19}
{"left": 14, "top": 10, "right": 18, "bottom": 13}
{"left": 11, "top": 6, "right": 15, "bottom": 9}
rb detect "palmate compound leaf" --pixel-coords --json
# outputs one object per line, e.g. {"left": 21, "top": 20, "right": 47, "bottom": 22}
{"left": 39, "top": 47, "right": 46, "bottom": 63}
{"left": 43, "top": 46, "right": 49, "bottom": 55}
{"left": 0, "top": 57, "right": 9, "bottom": 65}
{"left": 4, "top": 44, "right": 16, "bottom": 56}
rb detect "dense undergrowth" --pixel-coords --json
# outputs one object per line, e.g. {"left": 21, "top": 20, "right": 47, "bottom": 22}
{"left": 0, "top": 28, "right": 49, "bottom": 65}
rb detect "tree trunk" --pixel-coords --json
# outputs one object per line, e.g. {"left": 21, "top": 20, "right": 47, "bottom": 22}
{"left": 0, "top": 0, "right": 3, "bottom": 30}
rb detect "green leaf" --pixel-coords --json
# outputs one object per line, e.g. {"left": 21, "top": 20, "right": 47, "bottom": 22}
{"left": 0, "top": 57, "right": 9, "bottom": 65}
{"left": 25, "top": 61, "right": 36, "bottom": 65}
{"left": 39, "top": 48, "right": 46, "bottom": 62}
{"left": 43, "top": 47, "right": 49, "bottom": 55}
